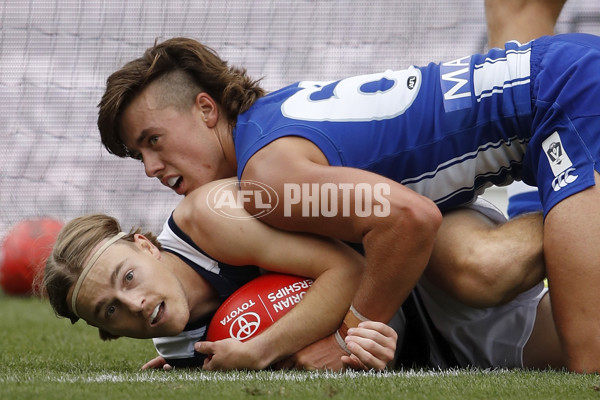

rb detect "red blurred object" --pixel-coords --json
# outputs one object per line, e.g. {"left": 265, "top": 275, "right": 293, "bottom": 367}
{"left": 0, "top": 218, "right": 63, "bottom": 296}
{"left": 207, "top": 273, "right": 313, "bottom": 342}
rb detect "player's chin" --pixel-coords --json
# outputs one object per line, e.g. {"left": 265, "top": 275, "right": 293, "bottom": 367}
{"left": 124, "top": 320, "right": 187, "bottom": 339}
{"left": 160, "top": 315, "right": 189, "bottom": 337}
{"left": 127, "top": 325, "right": 181, "bottom": 339}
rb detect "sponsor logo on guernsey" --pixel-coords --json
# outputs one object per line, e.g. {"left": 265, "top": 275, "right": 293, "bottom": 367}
{"left": 542, "top": 131, "right": 578, "bottom": 191}
{"left": 440, "top": 55, "right": 472, "bottom": 112}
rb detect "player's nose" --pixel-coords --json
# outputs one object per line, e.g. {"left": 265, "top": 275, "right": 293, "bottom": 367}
{"left": 142, "top": 151, "right": 164, "bottom": 178}
{"left": 120, "top": 292, "right": 145, "bottom": 314}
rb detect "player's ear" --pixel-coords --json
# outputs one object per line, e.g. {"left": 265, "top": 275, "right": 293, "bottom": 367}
{"left": 98, "top": 328, "right": 120, "bottom": 341}
{"left": 195, "top": 92, "right": 219, "bottom": 128}
{"left": 133, "top": 234, "right": 160, "bottom": 257}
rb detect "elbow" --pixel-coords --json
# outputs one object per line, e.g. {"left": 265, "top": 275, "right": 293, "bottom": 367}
{"left": 396, "top": 196, "right": 442, "bottom": 240}
{"left": 361, "top": 192, "right": 442, "bottom": 253}
{"left": 420, "top": 198, "right": 442, "bottom": 235}
{"left": 385, "top": 195, "right": 442, "bottom": 255}
{"left": 362, "top": 191, "right": 441, "bottom": 248}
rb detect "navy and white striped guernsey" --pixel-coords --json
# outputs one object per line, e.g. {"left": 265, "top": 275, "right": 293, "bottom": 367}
{"left": 152, "top": 214, "right": 260, "bottom": 367}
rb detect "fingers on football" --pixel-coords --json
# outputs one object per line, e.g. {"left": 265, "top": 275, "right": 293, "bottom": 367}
{"left": 194, "top": 341, "right": 213, "bottom": 354}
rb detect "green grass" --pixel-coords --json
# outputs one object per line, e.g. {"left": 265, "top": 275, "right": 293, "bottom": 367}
{"left": 2, "top": 292, "right": 600, "bottom": 400}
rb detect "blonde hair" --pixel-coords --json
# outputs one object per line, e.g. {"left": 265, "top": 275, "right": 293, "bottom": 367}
{"left": 98, "top": 37, "right": 266, "bottom": 157}
{"left": 43, "top": 214, "right": 162, "bottom": 329}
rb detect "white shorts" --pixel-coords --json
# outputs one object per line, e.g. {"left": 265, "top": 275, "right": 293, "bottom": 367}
{"left": 416, "top": 278, "right": 546, "bottom": 369}
{"left": 414, "top": 197, "right": 547, "bottom": 368}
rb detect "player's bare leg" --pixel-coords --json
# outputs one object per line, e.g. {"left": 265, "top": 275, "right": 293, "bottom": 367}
{"left": 522, "top": 292, "right": 565, "bottom": 369}
{"left": 425, "top": 208, "right": 545, "bottom": 308}
{"left": 485, "top": 0, "right": 566, "bottom": 48}
{"left": 544, "top": 171, "right": 600, "bottom": 373}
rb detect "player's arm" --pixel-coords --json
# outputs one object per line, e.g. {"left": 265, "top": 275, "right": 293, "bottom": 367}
{"left": 174, "top": 179, "right": 364, "bottom": 370}
{"left": 242, "top": 136, "right": 442, "bottom": 327}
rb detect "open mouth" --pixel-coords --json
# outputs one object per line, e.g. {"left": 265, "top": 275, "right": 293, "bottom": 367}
{"left": 150, "top": 302, "right": 164, "bottom": 325}
{"left": 167, "top": 176, "right": 182, "bottom": 189}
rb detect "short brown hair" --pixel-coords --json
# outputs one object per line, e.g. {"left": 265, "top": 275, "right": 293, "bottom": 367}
{"left": 98, "top": 37, "right": 266, "bottom": 157}
{"left": 43, "top": 214, "right": 162, "bottom": 325}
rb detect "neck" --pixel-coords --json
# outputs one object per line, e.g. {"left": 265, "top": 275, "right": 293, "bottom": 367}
{"left": 163, "top": 252, "right": 221, "bottom": 322}
{"left": 217, "top": 119, "right": 238, "bottom": 176}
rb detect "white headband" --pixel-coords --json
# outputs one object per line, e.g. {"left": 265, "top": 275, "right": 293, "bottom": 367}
{"left": 71, "top": 232, "right": 127, "bottom": 319}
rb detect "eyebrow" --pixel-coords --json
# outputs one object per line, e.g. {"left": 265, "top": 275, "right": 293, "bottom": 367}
{"left": 135, "top": 128, "right": 155, "bottom": 148}
{"left": 93, "top": 260, "right": 125, "bottom": 319}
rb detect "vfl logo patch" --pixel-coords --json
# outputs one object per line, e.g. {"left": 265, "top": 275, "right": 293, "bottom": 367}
{"left": 546, "top": 142, "right": 564, "bottom": 164}
{"left": 542, "top": 131, "right": 578, "bottom": 191}
{"left": 542, "top": 131, "right": 572, "bottom": 175}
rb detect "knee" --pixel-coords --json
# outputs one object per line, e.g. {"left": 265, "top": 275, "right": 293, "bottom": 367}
{"left": 450, "top": 249, "right": 512, "bottom": 307}
{"left": 426, "top": 242, "right": 510, "bottom": 308}
{"left": 461, "top": 238, "right": 543, "bottom": 306}
{"left": 432, "top": 236, "right": 534, "bottom": 308}
{"left": 427, "top": 208, "right": 545, "bottom": 308}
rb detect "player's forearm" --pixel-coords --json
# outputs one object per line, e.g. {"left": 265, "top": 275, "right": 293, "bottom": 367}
{"left": 248, "top": 259, "right": 362, "bottom": 367}
{"left": 350, "top": 199, "right": 441, "bottom": 323}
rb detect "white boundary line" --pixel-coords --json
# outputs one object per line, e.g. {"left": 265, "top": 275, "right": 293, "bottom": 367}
{"left": 0, "top": 368, "right": 509, "bottom": 383}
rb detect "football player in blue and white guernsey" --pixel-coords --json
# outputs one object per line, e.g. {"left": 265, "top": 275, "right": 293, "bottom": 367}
{"left": 98, "top": 0, "right": 599, "bottom": 373}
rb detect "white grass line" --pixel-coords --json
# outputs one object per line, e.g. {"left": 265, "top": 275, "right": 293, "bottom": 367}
{"left": 0, "top": 368, "right": 511, "bottom": 384}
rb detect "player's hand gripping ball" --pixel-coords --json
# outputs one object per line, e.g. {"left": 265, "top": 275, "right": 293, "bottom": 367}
{"left": 0, "top": 218, "right": 63, "bottom": 296}
{"left": 207, "top": 273, "right": 313, "bottom": 342}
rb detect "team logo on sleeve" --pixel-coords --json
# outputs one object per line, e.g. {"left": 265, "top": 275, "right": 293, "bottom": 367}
{"left": 542, "top": 131, "right": 578, "bottom": 191}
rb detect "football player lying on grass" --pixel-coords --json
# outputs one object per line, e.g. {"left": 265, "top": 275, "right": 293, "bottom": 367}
{"left": 43, "top": 177, "right": 364, "bottom": 371}
{"left": 43, "top": 178, "right": 556, "bottom": 371}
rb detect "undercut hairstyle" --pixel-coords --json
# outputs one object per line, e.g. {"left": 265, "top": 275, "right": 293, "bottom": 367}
{"left": 97, "top": 37, "right": 266, "bottom": 157}
{"left": 42, "top": 214, "right": 162, "bottom": 328}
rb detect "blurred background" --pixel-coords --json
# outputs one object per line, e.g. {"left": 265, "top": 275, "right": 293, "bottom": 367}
{"left": 1, "top": 0, "right": 599, "bottom": 240}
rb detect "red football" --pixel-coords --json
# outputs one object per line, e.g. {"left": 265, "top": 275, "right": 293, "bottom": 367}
{"left": 207, "top": 273, "right": 313, "bottom": 342}
{"left": 0, "top": 218, "right": 63, "bottom": 296}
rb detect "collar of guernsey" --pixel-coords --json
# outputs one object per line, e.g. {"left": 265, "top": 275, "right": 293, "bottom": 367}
{"left": 71, "top": 232, "right": 127, "bottom": 318}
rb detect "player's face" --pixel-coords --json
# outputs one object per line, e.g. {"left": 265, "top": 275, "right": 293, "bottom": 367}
{"left": 71, "top": 238, "right": 190, "bottom": 339}
{"left": 119, "top": 84, "right": 234, "bottom": 196}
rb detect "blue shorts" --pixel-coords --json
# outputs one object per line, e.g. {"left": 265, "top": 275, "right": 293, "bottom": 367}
{"left": 526, "top": 34, "right": 600, "bottom": 216}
